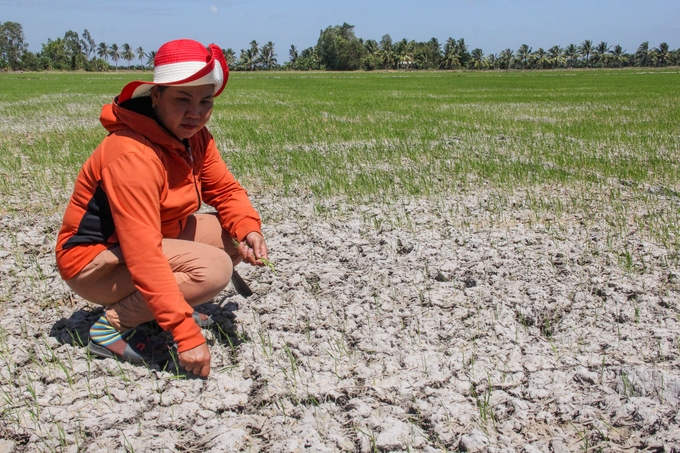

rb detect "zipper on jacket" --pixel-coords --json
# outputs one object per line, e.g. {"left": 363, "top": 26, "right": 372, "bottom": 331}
{"left": 185, "top": 142, "right": 202, "bottom": 212}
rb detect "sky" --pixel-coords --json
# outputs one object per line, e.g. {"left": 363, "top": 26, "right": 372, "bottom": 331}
{"left": 2, "top": 0, "right": 679, "bottom": 62}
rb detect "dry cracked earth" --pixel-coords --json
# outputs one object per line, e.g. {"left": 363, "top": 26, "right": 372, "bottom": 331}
{"left": 1, "top": 185, "right": 679, "bottom": 452}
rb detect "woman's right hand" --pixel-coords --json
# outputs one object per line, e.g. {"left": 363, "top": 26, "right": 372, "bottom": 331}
{"left": 178, "top": 343, "right": 211, "bottom": 377}
{"left": 238, "top": 231, "right": 269, "bottom": 266}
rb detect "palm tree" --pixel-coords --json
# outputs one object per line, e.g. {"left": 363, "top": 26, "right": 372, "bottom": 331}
{"left": 146, "top": 50, "right": 157, "bottom": 68}
{"left": 532, "top": 47, "right": 549, "bottom": 69}
{"left": 299, "top": 46, "right": 320, "bottom": 70}
{"left": 608, "top": 45, "right": 627, "bottom": 68}
{"left": 239, "top": 47, "right": 257, "bottom": 71}
{"left": 500, "top": 48, "right": 514, "bottom": 69}
{"left": 379, "top": 34, "right": 395, "bottom": 69}
{"left": 249, "top": 40, "right": 259, "bottom": 66}
{"left": 635, "top": 41, "right": 652, "bottom": 67}
{"left": 456, "top": 38, "right": 470, "bottom": 67}
{"left": 427, "top": 37, "right": 442, "bottom": 69}
{"left": 486, "top": 53, "right": 498, "bottom": 70}
{"left": 363, "top": 39, "right": 378, "bottom": 55}
{"left": 670, "top": 49, "right": 680, "bottom": 67}
{"left": 563, "top": 44, "right": 578, "bottom": 68}
{"left": 289, "top": 45, "right": 298, "bottom": 67}
{"left": 578, "top": 40, "right": 593, "bottom": 67}
{"left": 655, "top": 42, "right": 670, "bottom": 66}
{"left": 395, "top": 39, "right": 415, "bottom": 70}
{"left": 515, "top": 44, "right": 531, "bottom": 69}
{"left": 136, "top": 46, "right": 145, "bottom": 70}
{"left": 121, "top": 43, "right": 134, "bottom": 70}
{"left": 222, "top": 48, "right": 236, "bottom": 66}
{"left": 592, "top": 41, "right": 610, "bottom": 67}
{"left": 97, "top": 42, "right": 109, "bottom": 66}
{"left": 108, "top": 43, "right": 120, "bottom": 70}
{"left": 442, "top": 38, "right": 461, "bottom": 69}
{"left": 259, "top": 41, "right": 277, "bottom": 70}
{"left": 470, "top": 48, "right": 486, "bottom": 69}
{"left": 548, "top": 45, "right": 564, "bottom": 69}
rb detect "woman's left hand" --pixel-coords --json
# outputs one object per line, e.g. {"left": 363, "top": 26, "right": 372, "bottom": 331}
{"left": 238, "top": 231, "right": 269, "bottom": 266}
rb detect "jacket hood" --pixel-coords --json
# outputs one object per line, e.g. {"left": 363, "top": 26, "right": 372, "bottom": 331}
{"left": 99, "top": 96, "right": 189, "bottom": 153}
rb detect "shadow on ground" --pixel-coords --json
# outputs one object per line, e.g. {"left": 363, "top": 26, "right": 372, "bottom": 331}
{"left": 47, "top": 297, "right": 246, "bottom": 379}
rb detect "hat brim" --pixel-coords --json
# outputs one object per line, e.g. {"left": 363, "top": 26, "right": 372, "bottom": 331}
{"left": 118, "top": 44, "right": 228, "bottom": 103}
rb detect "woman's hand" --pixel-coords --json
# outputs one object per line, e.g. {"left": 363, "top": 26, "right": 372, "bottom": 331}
{"left": 238, "top": 231, "right": 269, "bottom": 266}
{"left": 179, "top": 343, "right": 211, "bottom": 377}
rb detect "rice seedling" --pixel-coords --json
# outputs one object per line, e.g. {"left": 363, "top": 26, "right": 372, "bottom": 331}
{"left": 232, "top": 238, "right": 278, "bottom": 274}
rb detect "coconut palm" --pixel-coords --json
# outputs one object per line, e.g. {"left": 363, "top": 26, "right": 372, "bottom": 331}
{"left": 222, "top": 48, "right": 236, "bottom": 66}
{"left": 635, "top": 41, "right": 652, "bottom": 67}
{"left": 515, "top": 44, "right": 531, "bottom": 69}
{"left": 299, "top": 46, "right": 320, "bottom": 70}
{"left": 146, "top": 50, "right": 157, "bottom": 68}
{"left": 456, "top": 38, "right": 470, "bottom": 67}
{"left": 531, "top": 47, "right": 550, "bottom": 69}
{"left": 442, "top": 38, "right": 461, "bottom": 69}
{"left": 289, "top": 45, "right": 298, "bottom": 66}
{"left": 376, "top": 35, "right": 392, "bottom": 69}
{"left": 426, "top": 37, "right": 442, "bottom": 68}
{"left": 592, "top": 41, "right": 610, "bottom": 67}
{"left": 249, "top": 40, "right": 259, "bottom": 62}
{"left": 486, "top": 53, "right": 498, "bottom": 70}
{"left": 259, "top": 41, "right": 277, "bottom": 70}
{"left": 670, "top": 49, "right": 680, "bottom": 67}
{"left": 499, "top": 48, "right": 514, "bottom": 69}
{"left": 239, "top": 47, "right": 257, "bottom": 71}
{"left": 609, "top": 45, "right": 627, "bottom": 68}
{"left": 136, "top": 46, "right": 145, "bottom": 70}
{"left": 121, "top": 43, "right": 134, "bottom": 69}
{"left": 470, "top": 48, "right": 486, "bottom": 69}
{"left": 97, "top": 42, "right": 108, "bottom": 64}
{"left": 655, "top": 42, "right": 670, "bottom": 66}
{"left": 394, "top": 39, "right": 415, "bottom": 70}
{"left": 578, "top": 40, "right": 593, "bottom": 67}
{"left": 108, "top": 43, "right": 120, "bottom": 70}
{"left": 563, "top": 44, "right": 578, "bottom": 68}
{"left": 548, "top": 45, "right": 564, "bottom": 69}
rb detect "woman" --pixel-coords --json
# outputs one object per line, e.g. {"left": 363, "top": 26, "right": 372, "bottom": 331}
{"left": 55, "top": 39, "right": 268, "bottom": 378}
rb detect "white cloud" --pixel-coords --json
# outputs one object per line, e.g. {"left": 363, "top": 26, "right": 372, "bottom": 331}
{"left": 209, "top": 5, "right": 218, "bottom": 14}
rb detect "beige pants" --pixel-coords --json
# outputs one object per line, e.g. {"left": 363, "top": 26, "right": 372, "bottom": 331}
{"left": 65, "top": 213, "right": 238, "bottom": 330}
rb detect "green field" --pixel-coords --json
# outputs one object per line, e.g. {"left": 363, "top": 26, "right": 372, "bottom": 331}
{"left": 2, "top": 69, "right": 680, "bottom": 450}
{"left": 1, "top": 69, "right": 679, "bottom": 246}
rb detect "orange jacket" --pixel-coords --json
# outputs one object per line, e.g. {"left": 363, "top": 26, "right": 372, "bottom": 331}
{"left": 56, "top": 97, "right": 262, "bottom": 352}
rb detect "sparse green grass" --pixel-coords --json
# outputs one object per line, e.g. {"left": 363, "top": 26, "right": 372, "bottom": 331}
{"left": 2, "top": 70, "right": 679, "bottom": 199}
{"left": 1, "top": 67, "right": 679, "bottom": 452}
{"left": 2, "top": 69, "right": 679, "bottom": 242}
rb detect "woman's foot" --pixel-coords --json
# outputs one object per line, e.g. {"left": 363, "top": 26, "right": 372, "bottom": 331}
{"left": 88, "top": 315, "right": 170, "bottom": 364}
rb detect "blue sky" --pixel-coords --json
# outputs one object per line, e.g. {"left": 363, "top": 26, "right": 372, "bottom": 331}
{"left": 2, "top": 0, "right": 679, "bottom": 61}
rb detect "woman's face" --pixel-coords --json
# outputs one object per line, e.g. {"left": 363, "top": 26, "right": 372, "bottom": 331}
{"left": 151, "top": 84, "right": 214, "bottom": 140}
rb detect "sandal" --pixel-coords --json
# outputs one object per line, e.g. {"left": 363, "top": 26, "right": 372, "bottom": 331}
{"left": 87, "top": 331, "right": 172, "bottom": 365}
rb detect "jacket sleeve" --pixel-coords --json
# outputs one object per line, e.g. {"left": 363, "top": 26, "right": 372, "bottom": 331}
{"left": 199, "top": 135, "right": 262, "bottom": 241}
{"left": 101, "top": 147, "right": 204, "bottom": 353}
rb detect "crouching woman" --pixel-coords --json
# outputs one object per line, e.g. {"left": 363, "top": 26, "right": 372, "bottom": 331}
{"left": 55, "top": 39, "right": 268, "bottom": 378}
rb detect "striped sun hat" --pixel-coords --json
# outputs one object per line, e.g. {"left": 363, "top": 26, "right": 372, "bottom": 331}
{"left": 118, "top": 39, "right": 229, "bottom": 103}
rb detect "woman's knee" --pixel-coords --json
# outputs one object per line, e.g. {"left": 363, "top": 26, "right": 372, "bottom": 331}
{"left": 205, "top": 248, "right": 233, "bottom": 288}
{"left": 176, "top": 251, "right": 232, "bottom": 305}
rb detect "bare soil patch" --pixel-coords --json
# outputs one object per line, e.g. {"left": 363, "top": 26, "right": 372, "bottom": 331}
{"left": 1, "top": 185, "right": 679, "bottom": 452}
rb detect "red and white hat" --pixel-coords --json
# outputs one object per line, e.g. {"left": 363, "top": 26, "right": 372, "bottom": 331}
{"left": 118, "top": 39, "right": 229, "bottom": 103}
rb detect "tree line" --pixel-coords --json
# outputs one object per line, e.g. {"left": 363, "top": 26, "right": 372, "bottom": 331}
{"left": 1, "top": 21, "right": 678, "bottom": 72}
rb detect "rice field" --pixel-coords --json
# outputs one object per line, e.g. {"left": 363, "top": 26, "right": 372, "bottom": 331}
{"left": 2, "top": 68, "right": 680, "bottom": 247}
{"left": 1, "top": 68, "right": 680, "bottom": 451}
